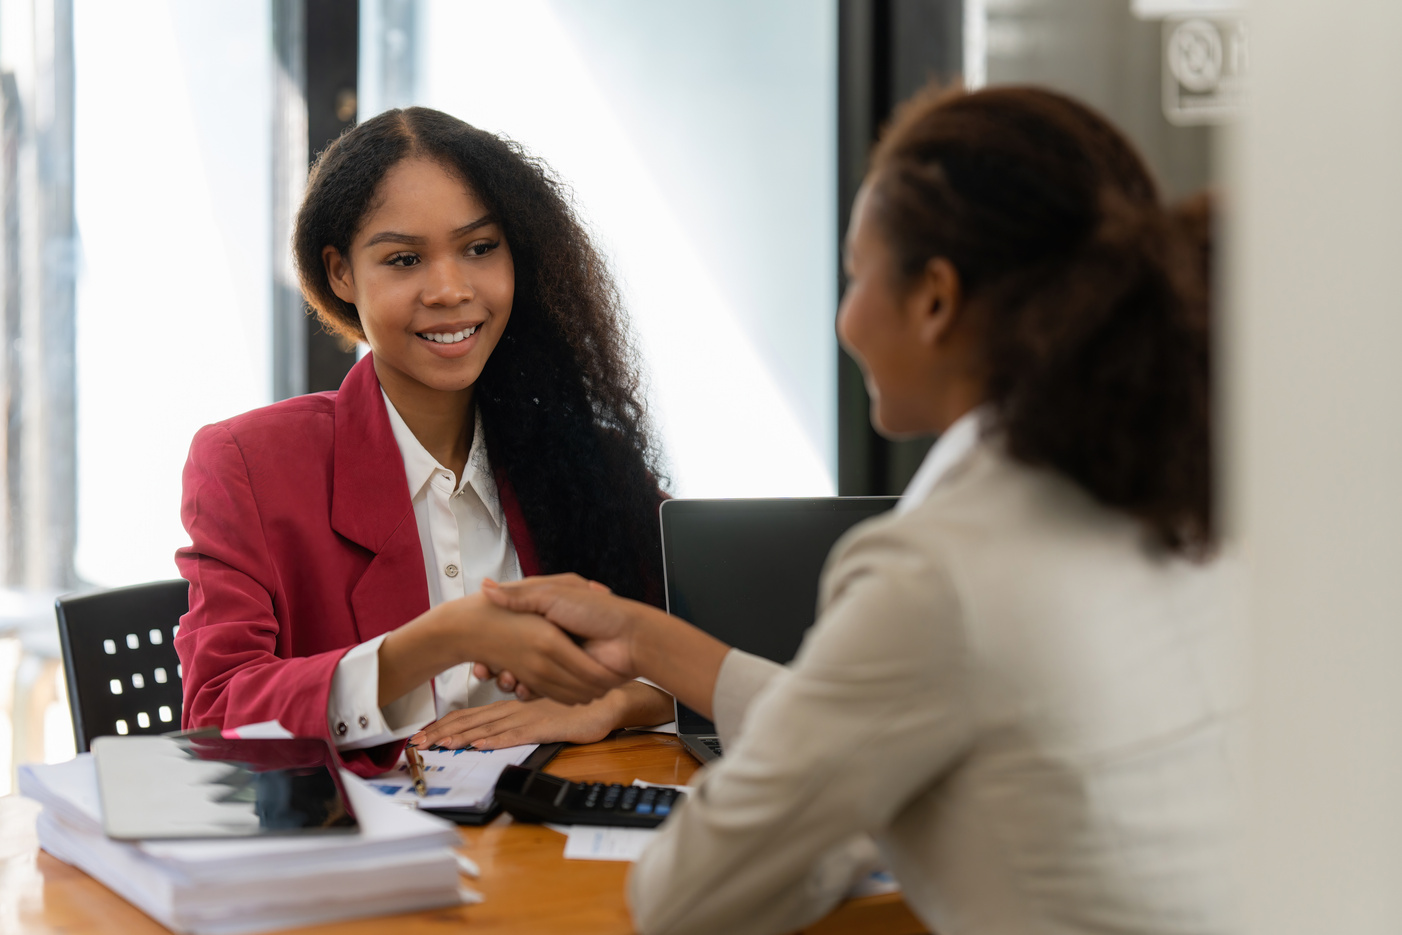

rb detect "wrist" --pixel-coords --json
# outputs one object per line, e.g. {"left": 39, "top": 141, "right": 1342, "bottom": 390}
{"left": 624, "top": 604, "right": 729, "bottom": 720}
{"left": 434, "top": 594, "right": 499, "bottom": 668}
{"left": 628, "top": 603, "right": 678, "bottom": 684}
{"left": 378, "top": 601, "right": 472, "bottom": 708}
{"left": 608, "top": 679, "right": 671, "bottom": 729}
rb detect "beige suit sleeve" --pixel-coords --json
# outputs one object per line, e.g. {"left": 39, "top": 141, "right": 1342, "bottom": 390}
{"left": 627, "top": 524, "right": 973, "bottom": 935}
{"left": 711, "top": 649, "right": 785, "bottom": 746}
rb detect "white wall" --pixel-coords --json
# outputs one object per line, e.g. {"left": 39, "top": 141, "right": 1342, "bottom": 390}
{"left": 1226, "top": 2, "right": 1402, "bottom": 932}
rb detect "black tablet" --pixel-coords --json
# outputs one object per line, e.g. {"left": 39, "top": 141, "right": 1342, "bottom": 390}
{"left": 93, "top": 733, "right": 357, "bottom": 840}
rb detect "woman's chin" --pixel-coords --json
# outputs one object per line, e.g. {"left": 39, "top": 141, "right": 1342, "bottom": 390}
{"left": 870, "top": 405, "right": 940, "bottom": 441}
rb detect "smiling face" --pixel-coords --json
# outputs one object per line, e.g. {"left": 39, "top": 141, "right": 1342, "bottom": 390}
{"left": 323, "top": 156, "right": 514, "bottom": 410}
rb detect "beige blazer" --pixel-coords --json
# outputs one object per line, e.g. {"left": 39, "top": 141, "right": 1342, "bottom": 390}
{"left": 628, "top": 437, "right": 1241, "bottom": 935}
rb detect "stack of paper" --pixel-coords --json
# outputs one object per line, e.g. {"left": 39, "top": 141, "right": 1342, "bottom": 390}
{"left": 19, "top": 754, "right": 466, "bottom": 935}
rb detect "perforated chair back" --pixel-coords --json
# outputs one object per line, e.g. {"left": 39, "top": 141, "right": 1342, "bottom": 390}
{"left": 55, "top": 579, "right": 189, "bottom": 752}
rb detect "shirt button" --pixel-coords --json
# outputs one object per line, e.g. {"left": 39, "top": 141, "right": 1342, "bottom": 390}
{"left": 335, "top": 721, "right": 348, "bottom": 736}
{"left": 445, "top": 564, "right": 459, "bottom": 578}
{"left": 359, "top": 715, "right": 369, "bottom": 728}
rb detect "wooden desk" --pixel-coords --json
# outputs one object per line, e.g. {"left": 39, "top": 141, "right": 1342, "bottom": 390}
{"left": 1, "top": 731, "right": 928, "bottom": 935}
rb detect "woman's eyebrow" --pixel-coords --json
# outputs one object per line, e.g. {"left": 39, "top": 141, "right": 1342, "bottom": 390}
{"left": 451, "top": 214, "right": 499, "bottom": 238}
{"left": 363, "top": 214, "right": 499, "bottom": 248}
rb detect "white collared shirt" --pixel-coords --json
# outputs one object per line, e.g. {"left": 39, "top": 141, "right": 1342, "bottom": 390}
{"left": 326, "top": 394, "right": 522, "bottom": 750}
{"left": 897, "top": 406, "right": 988, "bottom": 515}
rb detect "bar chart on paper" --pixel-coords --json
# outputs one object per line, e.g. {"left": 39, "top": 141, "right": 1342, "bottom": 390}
{"left": 370, "top": 745, "right": 539, "bottom": 809}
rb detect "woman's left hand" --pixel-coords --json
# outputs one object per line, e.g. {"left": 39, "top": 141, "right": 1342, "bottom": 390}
{"left": 409, "top": 696, "right": 620, "bottom": 751}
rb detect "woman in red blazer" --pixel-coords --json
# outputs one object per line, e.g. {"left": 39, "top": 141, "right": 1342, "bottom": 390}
{"left": 176, "top": 108, "right": 671, "bottom": 776}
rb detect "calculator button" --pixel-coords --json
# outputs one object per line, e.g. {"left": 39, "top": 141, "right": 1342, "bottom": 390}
{"left": 635, "top": 802, "right": 654, "bottom": 815}
{"left": 620, "top": 788, "right": 640, "bottom": 811}
{"left": 653, "top": 802, "right": 670, "bottom": 817}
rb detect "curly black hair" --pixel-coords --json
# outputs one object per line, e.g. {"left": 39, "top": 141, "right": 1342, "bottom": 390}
{"left": 293, "top": 107, "right": 667, "bottom": 602}
{"left": 869, "top": 86, "right": 1213, "bottom": 555}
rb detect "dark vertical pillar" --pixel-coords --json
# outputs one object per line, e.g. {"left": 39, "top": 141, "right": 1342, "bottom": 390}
{"left": 272, "top": 0, "right": 359, "bottom": 401}
{"left": 303, "top": 0, "right": 359, "bottom": 392}
{"left": 836, "top": 0, "right": 889, "bottom": 497}
{"left": 271, "top": 0, "right": 307, "bottom": 403}
{"left": 836, "top": 0, "right": 962, "bottom": 496}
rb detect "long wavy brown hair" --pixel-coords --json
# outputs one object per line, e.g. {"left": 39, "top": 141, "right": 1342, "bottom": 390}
{"left": 293, "top": 107, "right": 667, "bottom": 601}
{"left": 869, "top": 86, "right": 1213, "bottom": 555}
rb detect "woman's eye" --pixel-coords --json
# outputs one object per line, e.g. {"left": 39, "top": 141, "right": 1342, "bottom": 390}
{"left": 466, "top": 240, "right": 500, "bottom": 258}
{"left": 387, "top": 253, "right": 420, "bottom": 267}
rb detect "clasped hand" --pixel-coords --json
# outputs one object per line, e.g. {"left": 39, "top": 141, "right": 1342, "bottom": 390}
{"left": 473, "top": 573, "right": 643, "bottom": 701}
{"left": 410, "top": 575, "right": 656, "bottom": 750}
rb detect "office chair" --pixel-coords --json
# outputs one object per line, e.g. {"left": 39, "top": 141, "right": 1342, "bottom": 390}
{"left": 55, "top": 579, "right": 188, "bottom": 753}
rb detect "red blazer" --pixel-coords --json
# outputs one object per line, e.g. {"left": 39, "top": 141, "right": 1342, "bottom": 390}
{"left": 174, "top": 354, "right": 542, "bottom": 777}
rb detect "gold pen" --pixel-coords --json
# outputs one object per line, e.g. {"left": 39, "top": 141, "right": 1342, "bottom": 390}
{"left": 405, "top": 743, "right": 428, "bottom": 797}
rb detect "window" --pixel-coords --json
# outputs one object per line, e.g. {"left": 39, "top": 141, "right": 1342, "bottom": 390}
{"left": 361, "top": 0, "right": 839, "bottom": 496}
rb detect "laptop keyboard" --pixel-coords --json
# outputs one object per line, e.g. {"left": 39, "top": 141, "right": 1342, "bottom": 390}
{"left": 701, "top": 737, "right": 723, "bottom": 756}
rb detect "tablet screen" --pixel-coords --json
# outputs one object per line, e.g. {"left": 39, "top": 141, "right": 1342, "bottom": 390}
{"left": 93, "top": 733, "right": 358, "bottom": 840}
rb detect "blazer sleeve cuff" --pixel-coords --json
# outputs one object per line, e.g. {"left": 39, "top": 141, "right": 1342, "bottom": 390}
{"left": 712, "top": 649, "right": 786, "bottom": 748}
{"left": 328, "top": 634, "right": 437, "bottom": 751}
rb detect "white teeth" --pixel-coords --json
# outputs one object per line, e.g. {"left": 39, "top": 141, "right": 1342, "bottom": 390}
{"left": 419, "top": 325, "right": 479, "bottom": 344}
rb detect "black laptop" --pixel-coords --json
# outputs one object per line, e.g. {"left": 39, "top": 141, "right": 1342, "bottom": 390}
{"left": 659, "top": 496, "right": 899, "bottom": 763}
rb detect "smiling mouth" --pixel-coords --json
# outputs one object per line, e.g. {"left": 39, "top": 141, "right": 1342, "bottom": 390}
{"left": 416, "top": 324, "right": 480, "bottom": 344}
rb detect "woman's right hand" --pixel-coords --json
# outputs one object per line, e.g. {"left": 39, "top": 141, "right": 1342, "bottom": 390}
{"left": 455, "top": 590, "right": 624, "bottom": 704}
{"left": 481, "top": 574, "right": 644, "bottom": 679}
{"left": 379, "top": 589, "right": 622, "bottom": 708}
{"left": 481, "top": 574, "right": 732, "bottom": 719}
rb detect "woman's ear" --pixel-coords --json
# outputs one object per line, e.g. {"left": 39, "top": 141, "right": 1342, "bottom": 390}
{"left": 322, "top": 246, "right": 356, "bottom": 304}
{"left": 908, "top": 256, "right": 963, "bottom": 347}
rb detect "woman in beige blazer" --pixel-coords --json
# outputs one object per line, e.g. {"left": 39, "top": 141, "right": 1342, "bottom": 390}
{"left": 472, "top": 85, "right": 1239, "bottom": 935}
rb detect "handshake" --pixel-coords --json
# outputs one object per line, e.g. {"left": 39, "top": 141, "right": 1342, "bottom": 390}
{"left": 387, "top": 572, "right": 729, "bottom": 752}
{"left": 467, "top": 574, "right": 646, "bottom": 704}
{"left": 463, "top": 573, "right": 727, "bottom": 720}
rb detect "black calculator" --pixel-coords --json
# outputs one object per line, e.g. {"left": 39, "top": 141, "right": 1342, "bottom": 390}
{"left": 493, "top": 765, "right": 685, "bottom": 828}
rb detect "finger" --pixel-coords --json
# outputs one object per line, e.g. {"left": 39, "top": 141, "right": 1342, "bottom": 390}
{"left": 459, "top": 719, "right": 539, "bottom": 751}
{"left": 422, "top": 708, "right": 509, "bottom": 741}
{"left": 450, "top": 708, "right": 531, "bottom": 743}
{"left": 521, "top": 673, "right": 595, "bottom": 706}
{"left": 484, "top": 580, "right": 572, "bottom": 617}
{"left": 496, "top": 572, "right": 590, "bottom": 589}
{"left": 493, "top": 619, "right": 620, "bottom": 704}
{"left": 523, "top": 665, "right": 611, "bottom": 706}
{"left": 471, "top": 727, "right": 535, "bottom": 750}
{"left": 515, "top": 683, "right": 536, "bottom": 701}
{"left": 588, "top": 580, "right": 611, "bottom": 593}
{"left": 472, "top": 662, "right": 493, "bottom": 680}
{"left": 417, "top": 705, "right": 518, "bottom": 747}
{"left": 537, "top": 631, "right": 622, "bottom": 697}
{"left": 497, "top": 671, "right": 517, "bottom": 692}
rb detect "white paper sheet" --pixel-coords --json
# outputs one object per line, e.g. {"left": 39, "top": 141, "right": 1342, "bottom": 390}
{"left": 367, "top": 744, "right": 537, "bottom": 808}
{"left": 562, "top": 825, "right": 660, "bottom": 861}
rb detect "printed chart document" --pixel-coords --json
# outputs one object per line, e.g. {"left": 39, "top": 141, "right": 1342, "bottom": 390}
{"left": 369, "top": 744, "right": 538, "bottom": 808}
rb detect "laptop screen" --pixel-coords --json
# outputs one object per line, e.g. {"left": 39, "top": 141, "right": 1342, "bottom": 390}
{"left": 660, "top": 497, "right": 899, "bottom": 736}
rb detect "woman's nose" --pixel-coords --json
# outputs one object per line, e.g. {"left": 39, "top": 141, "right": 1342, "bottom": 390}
{"left": 421, "top": 258, "right": 474, "bottom": 307}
